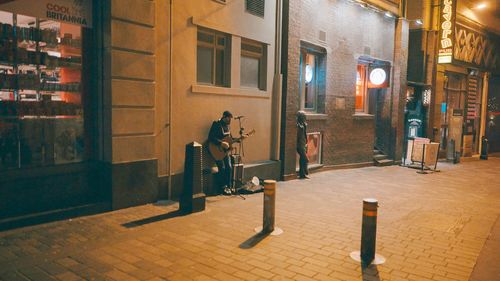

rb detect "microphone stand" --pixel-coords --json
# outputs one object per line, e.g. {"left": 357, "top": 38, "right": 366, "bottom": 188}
{"left": 230, "top": 117, "right": 245, "bottom": 199}
{"left": 237, "top": 117, "right": 245, "bottom": 157}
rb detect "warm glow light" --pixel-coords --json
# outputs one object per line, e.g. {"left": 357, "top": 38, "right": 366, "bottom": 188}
{"left": 305, "top": 64, "right": 313, "bottom": 83}
{"left": 473, "top": 3, "right": 487, "bottom": 10}
{"left": 369, "top": 68, "right": 387, "bottom": 86}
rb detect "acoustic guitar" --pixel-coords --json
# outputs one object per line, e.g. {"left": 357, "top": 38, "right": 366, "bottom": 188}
{"left": 208, "top": 129, "right": 255, "bottom": 161}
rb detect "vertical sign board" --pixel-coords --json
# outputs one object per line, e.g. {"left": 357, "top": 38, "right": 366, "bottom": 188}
{"left": 437, "top": 0, "right": 456, "bottom": 64}
{"left": 411, "top": 137, "right": 430, "bottom": 163}
{"left": 0, "top": 0, "right": 92, "bottom": 27}
{"left": 424, "top": 143, "right": 440, "bottom": 168}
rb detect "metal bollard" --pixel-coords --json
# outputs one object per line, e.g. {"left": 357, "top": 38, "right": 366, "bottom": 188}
{"left": 480, "top": 136, "right": 488, "bottom": 160}
{"left": 361, "top": 198, "right": 378, "bottom": 265}
{"left": 262, "top": 180, "right": 276, "bottom": 233}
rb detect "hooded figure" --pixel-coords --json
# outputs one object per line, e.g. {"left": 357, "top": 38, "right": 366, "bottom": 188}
{"left": 296, "top": 111, "right": 309, "bottom": 179}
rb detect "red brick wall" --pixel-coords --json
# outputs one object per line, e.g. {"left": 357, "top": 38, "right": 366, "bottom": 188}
{"left": 282, "top": 0, "right": 401, "bottom": 178}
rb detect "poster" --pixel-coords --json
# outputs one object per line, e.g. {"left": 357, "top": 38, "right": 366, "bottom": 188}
{"left": 0, "top": 0, "right": 92, "bottom": 27}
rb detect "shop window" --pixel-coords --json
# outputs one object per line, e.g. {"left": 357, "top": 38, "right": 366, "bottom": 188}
{"left": 299, "top": 45, "right": 326, "bottom": 113}
{"left": 197, "top": 28, "right": 231, "bottom": 87}
{"left": 240, "top": 38, "right": 267, "bottom": 90}
{"left": 0, "top": 11, "right": 88, "bottom": 171}
{"left": 355, "top": 64, "right": 368, "bottom": 112}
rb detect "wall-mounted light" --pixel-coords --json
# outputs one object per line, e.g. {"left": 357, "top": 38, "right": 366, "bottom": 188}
{"left": 305, "top": 64, "right": 313, "bottom": 84}
{"left": 472, "top": 3, "right": 487, "bottom": 10}
{"left": 369, "top": 68, "right": 387, "bottom": 86}
{"left": 407, "top": 19, "right": 423, "bottom": 25}
{"left": 384, "top": 11, "right": 394, "bottom": 18}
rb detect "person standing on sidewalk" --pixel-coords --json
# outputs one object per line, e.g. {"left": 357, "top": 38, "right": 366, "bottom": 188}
{"left": 208, "top": 111, "right": 234, "bottom": 194}
{"left": 296, "top": 111, "right": 309, "bottom": 179}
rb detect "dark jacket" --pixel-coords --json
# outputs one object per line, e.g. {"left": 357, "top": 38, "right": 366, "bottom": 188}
{"left": 208, "top": 119, "right": 231, "bottom": 145}
{"left": 297, "top": 122, "right": 307, "bottom": 150}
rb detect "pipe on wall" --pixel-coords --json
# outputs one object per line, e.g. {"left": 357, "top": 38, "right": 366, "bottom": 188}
{"left": 167, "top": 0, "right": 173, "bottom": 200}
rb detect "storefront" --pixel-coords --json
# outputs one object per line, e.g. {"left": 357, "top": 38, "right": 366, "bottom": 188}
{"left": 0, "top": 0, "right": 105, "bottom": 226}
{"left": 407, "top": 0, "right": 500, "bottom": 160}
{"left": 432, "top": 0, "right": 500, "bottom": 159}
{"left": 486, "top": 75, "right": 500, "bottom": 153}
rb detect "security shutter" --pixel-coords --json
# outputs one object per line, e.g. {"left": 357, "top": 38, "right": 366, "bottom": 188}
{"left": 246, "top": 0, "right": 265, "bottom": 17}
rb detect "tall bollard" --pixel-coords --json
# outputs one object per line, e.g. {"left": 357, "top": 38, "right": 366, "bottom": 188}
{"left": 361, "top": 198, "right": 378, "bottom": 264}
{"left": 263, "top": 180, "right": 276, "bottom": 233}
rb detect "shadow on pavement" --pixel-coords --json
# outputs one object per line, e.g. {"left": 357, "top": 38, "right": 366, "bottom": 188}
{"left": 121, "top": 209, "right": 185, "bottom": 228}
{"left": 362, "top": 264, "right": 380, "bottom": 281}
{"left": 239, "top": 231, "right": 270, "bottom": 249}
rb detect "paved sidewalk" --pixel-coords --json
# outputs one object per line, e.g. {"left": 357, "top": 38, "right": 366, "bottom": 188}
{"left": 1, "top": 159, "right": 499, "bottom": 281}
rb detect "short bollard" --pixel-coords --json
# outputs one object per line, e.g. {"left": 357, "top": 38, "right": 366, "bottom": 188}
{"left": 254, "top": 180, "right": 283, "bottom": 236}
{"left": 263, "top": 180, "right": 276, "bottom": 233}
{"left": 480, "top": 136, "right": 488, "bottom": 160}
{"left": 350, "top": 198, "right": 385, "bottom": 265}
{"left": 361, "top": 199, "right": 378, "bottom": 264}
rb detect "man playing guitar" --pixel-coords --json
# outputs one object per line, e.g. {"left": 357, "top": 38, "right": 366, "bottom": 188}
{"left": 208, "top": 111, "right": 237, "bottom": 195}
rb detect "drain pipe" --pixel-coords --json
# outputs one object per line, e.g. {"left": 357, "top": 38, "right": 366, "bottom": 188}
{"left": 167, "top": 0, "right": 173, "bottom": 200}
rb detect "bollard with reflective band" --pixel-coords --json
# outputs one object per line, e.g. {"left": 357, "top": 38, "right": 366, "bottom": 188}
{"left": 361, "top": 198, "right": 378, "bottom": 264}
{"left": 263, "top": 180, "right": 276, "bottom": 233}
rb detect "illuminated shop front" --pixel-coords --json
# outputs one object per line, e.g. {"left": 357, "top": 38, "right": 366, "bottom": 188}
{"left": 419, "top": 0, "right": 498, "bottom": 158}
{"left": 0, "top": 0, "right": 100, "bottom": 225}
{"left": 407, "top": 0, "right": 500, "bottom": 159}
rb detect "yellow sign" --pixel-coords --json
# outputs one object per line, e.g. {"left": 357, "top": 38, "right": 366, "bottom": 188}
{"left": 438, "top": 0, "right": 456, "bottom": 64}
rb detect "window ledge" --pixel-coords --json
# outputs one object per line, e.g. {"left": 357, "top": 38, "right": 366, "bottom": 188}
{"left": 353, "top": 113, "right": 374, "bottom": 120}
{"left": 304, "top": 113, "right": 328, "bottom": 120}
{"left": 192, "top": 85, "right": 269, "bottom": 99}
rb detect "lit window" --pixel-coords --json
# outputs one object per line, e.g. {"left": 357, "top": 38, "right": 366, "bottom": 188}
{"left": 197, "top": 28, "right": 231, "bottom": 87}
{"left": 355, "top": 64, "right": 368, "bottom": 112}
{"left": 240, "top": 38, "right": 267, "bottom": 90}
{"left": 299, "top": 43, "right": 325, "bottom": 113}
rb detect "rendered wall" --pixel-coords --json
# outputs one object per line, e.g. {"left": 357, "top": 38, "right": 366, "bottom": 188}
{"left": 171, "top": 0, "right": 278, "bottom": 176}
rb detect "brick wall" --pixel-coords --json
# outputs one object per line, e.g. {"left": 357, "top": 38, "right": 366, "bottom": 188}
{"left": 282, "top": 0, "right": 400, "bottom": 177}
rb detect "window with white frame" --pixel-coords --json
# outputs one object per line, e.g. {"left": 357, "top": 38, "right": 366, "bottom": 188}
{"left": 240, "top": 38, "right": 267, "bottom": 90}
{"left": 197, "top": 28, "right": 231, "bottom": 87}
{"left": 299, "top": 45, "right": 326, "bottom": 113}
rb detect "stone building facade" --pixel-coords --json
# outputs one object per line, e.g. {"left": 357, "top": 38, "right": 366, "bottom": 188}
{"left": 1, "top": 0, "right": 282, "bottom": 227}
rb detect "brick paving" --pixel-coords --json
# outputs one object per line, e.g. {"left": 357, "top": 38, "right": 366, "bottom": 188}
{"left": 1, "top": 159, "right": 499, "bottom": 281}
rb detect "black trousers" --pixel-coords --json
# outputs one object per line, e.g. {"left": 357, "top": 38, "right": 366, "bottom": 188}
{"left": 215, "top": 156, "right": 232, "bottom": 191}
{"left": 297, "top": 147, "right": 309, "bottom": 177}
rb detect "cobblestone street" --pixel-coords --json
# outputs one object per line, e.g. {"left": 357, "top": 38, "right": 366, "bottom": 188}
{"left": 1, "top": 159, "right": 499, "bottom": 281}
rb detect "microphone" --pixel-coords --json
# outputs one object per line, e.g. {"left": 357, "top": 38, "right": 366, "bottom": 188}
{"left": 234, "top": 115, "right": 245, "bottom": 119}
